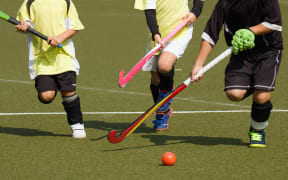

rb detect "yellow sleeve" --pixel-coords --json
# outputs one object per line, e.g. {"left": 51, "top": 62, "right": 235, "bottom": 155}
{"left": 16, "top": 0, "right": 30, "bottom": 21}
{"left": 134, "top": 0, "right": 156, "bottom": 10}
{"left": 67, "top": 0, "right": 84, "bottom": 30}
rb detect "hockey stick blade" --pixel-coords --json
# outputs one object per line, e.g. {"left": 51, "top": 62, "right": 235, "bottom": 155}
{"left": 118, "top": 45, "right": 160, "bottom": 88}
{"left": 107, "top": 87, "right": 183, "bottom": 143}
{"left": 118, "top": 18, "right": 189, "bottom": 88}
{"left": 108, "top": 47, "right": 233, "bottom": 143}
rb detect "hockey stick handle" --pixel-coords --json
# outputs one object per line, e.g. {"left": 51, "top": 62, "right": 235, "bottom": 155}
{"left": 128, "top": 47, "right": 233, "bottom": 135}
{"left": 184, "top": 46, "right": 233, "bottom": 86}
{"left": 7, "top": 16, "right": 62, "bottom": 48}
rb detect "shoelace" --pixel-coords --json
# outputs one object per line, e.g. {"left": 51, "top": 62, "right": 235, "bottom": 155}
{"left": 250, "top": 132, "right": 263, "bottom": 141}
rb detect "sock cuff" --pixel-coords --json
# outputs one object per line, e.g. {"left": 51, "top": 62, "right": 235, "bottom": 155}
{"left": 62, "top": 94, "right": 78, "bottom": 103}
{"left": 251, "top": 118, "right": 269, "bottom": 130}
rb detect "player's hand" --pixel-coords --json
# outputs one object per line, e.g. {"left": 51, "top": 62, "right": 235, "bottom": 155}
{"left": 190, "top": 64, "right": 203, "bottom": 84}
{"left": 231, "top": 29, "right": 255, "bottom": 55}
{"left": 47, "top": 36, "right": 63, "bottom": 47}
{"left": 154, "top": 34, "right": 165, "bottom": 48}
{"left": 183, "top": 12, "right": 197, "bottom": 26}
{"left": 14, "top": 20, "right": 29, "bottom": 32}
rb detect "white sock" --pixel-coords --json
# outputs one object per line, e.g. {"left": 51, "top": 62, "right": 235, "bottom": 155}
{"left": 251, "top": 118, "right": 268, "bottom": 130}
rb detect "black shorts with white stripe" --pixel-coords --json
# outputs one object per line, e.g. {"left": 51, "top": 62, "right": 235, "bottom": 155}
{"left": 224, "top": 49, "right": 282, "bottom": 91}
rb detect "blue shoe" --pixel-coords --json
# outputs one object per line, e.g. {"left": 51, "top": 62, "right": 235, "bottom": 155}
{"left": 153, "top": 107, "right": 173, "bottom": 131}
{"left": 248, "top": 128, "right": 266, "bottom": 148}
{"left": 152, "top": 91, "right": 173, "bottom": 131}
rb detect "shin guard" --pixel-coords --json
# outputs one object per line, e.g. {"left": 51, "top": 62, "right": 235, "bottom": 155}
{"left": 157, "top": 66, "right": 174, "bottom": 92}
{"left": 150, "top": 82, "right": 159, "bottom": 103}
{"left": 251, "top": 101, "right": 272, "bottom": 130}
{"left": 62, "top": 95, "right": 83, "bottom": 125}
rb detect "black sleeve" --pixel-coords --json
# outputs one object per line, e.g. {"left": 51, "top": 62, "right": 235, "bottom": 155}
{"left": 144, "top": 9, "right": 160, "bottom": 41}
{"left": 191, "top": 0, "right": 205, "bottom": 18}
{"left": 202, "top": 1, "right": 224, "bottom": 45}
{"left": 262, "top": 0, "right": 282, "bottom": 28}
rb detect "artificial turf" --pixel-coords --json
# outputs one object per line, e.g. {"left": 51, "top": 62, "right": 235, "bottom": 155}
{"left": 0, "top": 0, "right": 287, "bottom": 179}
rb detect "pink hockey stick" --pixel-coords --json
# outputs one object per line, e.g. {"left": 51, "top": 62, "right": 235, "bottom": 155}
{"left": 119, "top": 18, "right": 189, "bottom": 88}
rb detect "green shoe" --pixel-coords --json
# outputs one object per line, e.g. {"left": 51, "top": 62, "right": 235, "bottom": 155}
{"left": 248, "top": 128, "right": 266, "bottom": 148}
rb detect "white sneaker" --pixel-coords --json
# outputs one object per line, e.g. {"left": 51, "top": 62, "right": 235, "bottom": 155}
{"left": 70, "top": 123, "right": 86, "bottom": 138}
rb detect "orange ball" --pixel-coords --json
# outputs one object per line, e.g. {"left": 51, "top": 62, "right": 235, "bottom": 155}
{"left": 162, "top": 152, "right": 176, "bottom": 166}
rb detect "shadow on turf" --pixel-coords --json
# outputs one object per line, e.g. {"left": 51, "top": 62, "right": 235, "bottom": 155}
{"left": 104, "top": 135, "right": 248, "bottom": 151}
{"left": 85, "top": 120, "right": 157, "bottom": 141}
{"left": 0, "top": 126, "right": 70, "bottom": 137}
{"left": 142, "top": 134, "right": 247, "bottom": 146}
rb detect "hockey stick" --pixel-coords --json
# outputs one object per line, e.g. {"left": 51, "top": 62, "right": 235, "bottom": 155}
{"left": 118, "top": 18, "right": 189, "bottom": 88}
{"left": 108, "top": 47, "right": 233, "bottom": 143}
{"left": 0, "top": 10, "right": 62, "bottom": 48}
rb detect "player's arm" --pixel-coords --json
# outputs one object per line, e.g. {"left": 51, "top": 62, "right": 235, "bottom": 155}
{"left": 232, "top": 24, "right": 273, "bottom": 55}
{"left": 190, "top": 0, "right": 223, "bottom": 82}
{"left": 232, "top": 0, "right": 282, "bottom": 54}
{"left": 190, "top": 40, "right": 213, "bottom": 82}
{"left": 15, "top": 0, "right": 32, "bottom": 33}
{"left": 249, "top": 24, "right": 273, "bottom": 35}
{"left": 144, "top": 9, "right": 164, "bottom": 47}
{"left": 184, "top": 0, "right": 205, "bottom": 25}
{"left": 249, "top": 0, "right": 282, "bottom": 36}
{"left": 47, "top": 29, "right": 78, "bottom": 47}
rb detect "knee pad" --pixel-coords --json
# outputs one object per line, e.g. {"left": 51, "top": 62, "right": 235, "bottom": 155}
{"left": 157, "top": 66, "right": 174, "bottom": 91}
{"left": 251, "top": 101, "right": 273, "bottom": 122}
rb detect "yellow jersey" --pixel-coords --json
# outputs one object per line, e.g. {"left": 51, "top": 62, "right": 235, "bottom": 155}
{"left": 134, "top": 0, "right": 189, "bottom": 50}
{"left": 16, "top": 0, "right": 84, "bottom": 79}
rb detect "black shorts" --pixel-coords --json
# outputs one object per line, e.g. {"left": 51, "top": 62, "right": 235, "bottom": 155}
{"left": 35, "top": 71, "right": 77, "bottom": 93}
{"left": 225, "top": 49, "right": 282, "bottom": 91}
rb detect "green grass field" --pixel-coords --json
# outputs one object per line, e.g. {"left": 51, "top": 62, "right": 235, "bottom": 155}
{"left": 0, "top": 0, "right": 287, "bottom": 179}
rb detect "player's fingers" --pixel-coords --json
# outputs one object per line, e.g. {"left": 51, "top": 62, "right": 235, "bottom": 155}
{"left": 47, "top": 37, "right": 53, "bottom": 45}
{"left": 190, "top": 71, "right": 200, "bottom": 83}
{"left": 198, "top": 74, "right": 204, "bottom": 80}
{"left": 19, "top": 21, "right": 25, "bottom": 31}
{"left": 190, "top": 73, "right": 195, "bottom": 84}
{"left": 183, "top": 15, "right": 190, "bottom": 24}
{"left": 160, "top": 41, "right": 165, "bottom": 48}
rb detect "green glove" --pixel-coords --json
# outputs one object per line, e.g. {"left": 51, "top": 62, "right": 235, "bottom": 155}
{"left": 231, "top": 29, "right": 255, "bottom": 55}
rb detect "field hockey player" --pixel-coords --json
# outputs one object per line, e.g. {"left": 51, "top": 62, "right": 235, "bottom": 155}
{"left": 14, "top": 0, "right": 86, "bottom": 138}
{"left": 134, "top": 0, "right": 205, "bottom": 131}
{"left": 191, "top": 0, "right": 283, "bottom": 147}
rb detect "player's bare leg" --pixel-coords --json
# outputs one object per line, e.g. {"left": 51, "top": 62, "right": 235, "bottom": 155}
{"left": 226, "top": 89, "right": 271, "bottom": 147}
{"left": 152, "top": 51, "right": 177, "bottom": 130}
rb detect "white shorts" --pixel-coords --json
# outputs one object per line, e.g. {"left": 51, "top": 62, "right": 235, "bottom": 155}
{"left": 142, "top": 24, "right": 193, "bottom": 72}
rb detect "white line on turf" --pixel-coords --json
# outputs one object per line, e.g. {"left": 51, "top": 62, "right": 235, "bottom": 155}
{"left": 0, "top": 109, "right": 287, "bottom": 116}
{"left": 0, "top": 78, "right": 250, "bottom": 108}
{"left": 0, "top": 78, "right": 32, "bottom": 84}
